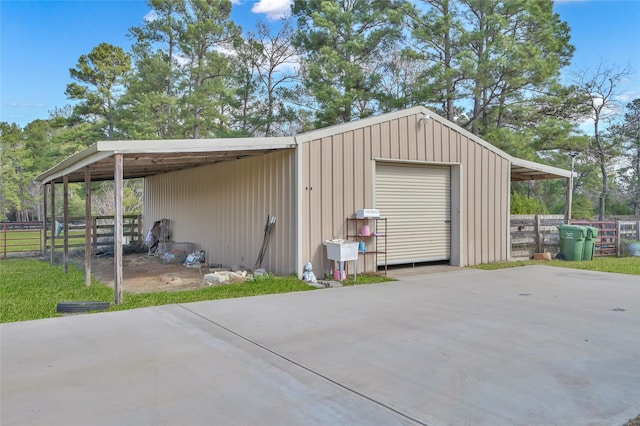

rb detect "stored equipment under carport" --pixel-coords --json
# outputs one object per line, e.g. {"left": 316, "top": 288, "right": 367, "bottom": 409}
{"left": 254, "top": 215, "right": 277, "bottom": 270}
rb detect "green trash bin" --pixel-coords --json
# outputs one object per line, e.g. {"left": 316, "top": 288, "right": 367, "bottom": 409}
{"left": 583, "top": 226, "right": 599, "bottom": 261}
{"left": 558, "top": 225, "right": 587, "bottom": 261}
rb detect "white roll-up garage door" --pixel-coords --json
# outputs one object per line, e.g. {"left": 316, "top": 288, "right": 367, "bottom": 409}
{"left": 375, "top": 163, "right": 451, "bottom": 265}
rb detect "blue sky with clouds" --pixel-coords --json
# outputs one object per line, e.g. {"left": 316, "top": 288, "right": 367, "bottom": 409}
{"left": 1, "top": 0, "right": 639, "bottom": 128}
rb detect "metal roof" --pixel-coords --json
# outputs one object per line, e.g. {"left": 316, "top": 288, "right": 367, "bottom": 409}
{"left": 35, "top": 138, "right": 296, "bottom": 184}
{"left": 510, "top": 157, "right": 573, "bottom": 181}
{"left": 35, "top": 108, "right": 572, "bottom": 184}
{"left": 296, "top": 106, "right": 573, "bottom": 181}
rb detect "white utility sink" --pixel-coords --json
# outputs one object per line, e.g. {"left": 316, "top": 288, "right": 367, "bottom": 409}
{"left": 323, "top": 240, "right": 359, "bottom": 261}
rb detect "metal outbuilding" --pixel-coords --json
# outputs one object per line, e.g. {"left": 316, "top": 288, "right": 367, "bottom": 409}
{"left": 36, "top": 106, "right": 573, "bottom": 302}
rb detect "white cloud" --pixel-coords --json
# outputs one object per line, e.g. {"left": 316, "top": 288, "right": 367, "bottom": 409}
{"left": 8, "top": 102, "right": 44, "bottom": 108}
{"left": 251, "top": 0, "right": 292, "bottom": 20}
{"left": 143, "top": 10, "right": 158, "bottom": 22}
{"left": 616, "top": 90, "right": 640, "bottom": 104}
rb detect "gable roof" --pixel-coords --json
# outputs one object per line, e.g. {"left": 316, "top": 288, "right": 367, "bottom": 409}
{"left": 295, "top": 106, "right": 572, "bottom": 181}
{"left": 35, "top": 107, "right": 572, "bottom": 184}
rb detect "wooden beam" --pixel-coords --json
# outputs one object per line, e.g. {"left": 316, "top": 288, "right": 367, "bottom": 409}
{"left": 84, "top": 167, "right": 92, "bottom": 286}
{"left": 63, "top": 176, "right": 69, "bottom": 273}
{"left": 50, "top": 181, "right": 56, "bottom": 265}
{"left": 114, "top": 154, "right": 124, "bottom": 305}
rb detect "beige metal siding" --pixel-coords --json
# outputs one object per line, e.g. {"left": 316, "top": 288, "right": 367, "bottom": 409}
{"left": 301, "top": 111, "right": 511, "bottom": 272}
{"left": 459, "top": 135, "right": 511, "bottom": 265}
{"left": 376, "top": 163, "right": 451, "bottom": 264}
{"left": 144, "top": 150, "right": 296, "bottom": 275}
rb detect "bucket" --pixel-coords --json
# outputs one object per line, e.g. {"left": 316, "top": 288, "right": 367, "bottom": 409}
{"left": 334, "top": 269, "right": 346, "bottom": 280}
{"left": 361, "top": 225, "right": 371, "bottom": 236}
{"left": 358, "top": 241, "right": 366, "bottom": 253}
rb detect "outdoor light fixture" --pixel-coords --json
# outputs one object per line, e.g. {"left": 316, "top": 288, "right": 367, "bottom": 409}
{"left": 420, "top": 113, "right": 431, "bottom": 121}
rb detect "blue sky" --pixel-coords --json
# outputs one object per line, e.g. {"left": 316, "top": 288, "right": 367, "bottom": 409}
{"left": 1, "top": 0, "right": 639, "bottom": 128}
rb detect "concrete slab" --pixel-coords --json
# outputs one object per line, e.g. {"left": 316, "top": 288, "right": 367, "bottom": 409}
{"left": 2, "top": 266, "right": 639, "bottom": 425}
{"left": 0, "top": 305, "right": 412, "bottom": 426}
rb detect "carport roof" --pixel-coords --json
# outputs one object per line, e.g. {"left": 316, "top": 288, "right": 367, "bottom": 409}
{"left": 35, "top": 138, "right": 296, "bottom": 184}
{"left": 35, "top": 107, "right": 573, "bottom": 184}
{"left": 510, "top": 157, "right": 572, "bottom": 181}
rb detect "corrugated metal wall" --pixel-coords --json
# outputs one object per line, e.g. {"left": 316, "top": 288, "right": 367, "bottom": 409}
{"left": 301, "top": 113, "right": 510, "bottom": 272}
{"left": 144, "top": 150, "right": 296, "bottom": 275}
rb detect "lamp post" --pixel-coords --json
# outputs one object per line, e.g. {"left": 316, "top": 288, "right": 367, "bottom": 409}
{"left": 566, "top": 152, "right": 578, "bottom": 221}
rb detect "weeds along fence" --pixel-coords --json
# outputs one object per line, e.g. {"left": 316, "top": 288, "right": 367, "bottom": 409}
{"left": 1, "top": 215, "right": 143, "bottom": 259}
{"left": 510, "top": 215, "right": 640, "bottom": 258}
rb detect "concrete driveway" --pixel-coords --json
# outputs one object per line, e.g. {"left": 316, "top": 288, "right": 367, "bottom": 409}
{"left": 1, "top": 266, "right": 639, "bottom": 426}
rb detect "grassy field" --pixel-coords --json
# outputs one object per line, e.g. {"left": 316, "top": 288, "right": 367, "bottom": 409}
{"left": 2, "top": 256, "right": 635, "bottom": 323}
{"left": 0, "top": 259, "right": 323, "bottom": 323}
{"left": 475, "top": 256, "right": 640, "bottom": 275}
{"left": 0, "top": 259, "right": 393, "bottom": 323}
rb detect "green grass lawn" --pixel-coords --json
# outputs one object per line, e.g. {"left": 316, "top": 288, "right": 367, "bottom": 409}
{"left": 0, "top": 259, "right": 320, "bottom": 323}
{"left": 0, "top": 259, "right": 393, "bottom": 323}
{"left": 475, "top": 256, "right": 640, "bottom": 275}
{"left": 3, "top": 256, "right": 635, "bottom": 324}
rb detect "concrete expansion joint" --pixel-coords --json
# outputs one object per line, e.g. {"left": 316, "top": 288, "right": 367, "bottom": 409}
{"left": 175, "top": 303, "right": 431, "bottom": 426}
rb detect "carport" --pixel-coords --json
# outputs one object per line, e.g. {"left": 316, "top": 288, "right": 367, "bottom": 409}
{"left": 35, "top": 138, "right": 296, "bottom": 303}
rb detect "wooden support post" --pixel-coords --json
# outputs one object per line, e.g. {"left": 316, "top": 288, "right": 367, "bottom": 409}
{"left": 50, "top": 181, "right": 56, "bottom": 264}
{"left": 63, "top": 175, "right": 69, "bottom": 273}
{"left": 84, "top": 167, "right": 92, "bottom": 286}
{"left": 43, "top": 184, "right": 48, "bottom": 257}
{"left": 114, "top": 154, "right": 124, "bottom": 305}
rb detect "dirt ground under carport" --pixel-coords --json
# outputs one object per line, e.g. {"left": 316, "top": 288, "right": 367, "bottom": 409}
{"left": 88, "top": 253, "right": 208, "bottom": 293}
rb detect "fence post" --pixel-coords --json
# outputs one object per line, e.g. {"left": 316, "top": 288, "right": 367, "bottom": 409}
{"left": 637, "top": 221, "right": 640, "bottom": 241}
{"left": 137, "top": 214, "right": 143, "bottom": 247}
{"left": 3, "top": 223, "right": 6, "bottom": 259}
{"left": 40, "top": 221, "right": 44, "bottom": 253}
{"left": 617, "top": 221, "right": 622, "bottom": 257}
{"left": 92, "top": 217, "right": 98, "bottom": 253}
{"left": 535, "top": 215, "right": 543, "bottom": 253}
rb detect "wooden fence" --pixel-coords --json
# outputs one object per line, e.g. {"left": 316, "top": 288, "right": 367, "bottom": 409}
{"left": 44, "top": 215, "right": 143, "bottom": 254}
{"left": 510, "top": 215, "right": 565, "bottom": 258}
{"left": 0, "top": 215, "right": 143, "bottom": 258}
{"left": 510, "top": 215, "right": 639, "bottom": 258}
{"left": 618, "top": 220, "right": 640, "bottom": 241}
{"left": 615, "top": 220, "right": 640, "bottom": 257}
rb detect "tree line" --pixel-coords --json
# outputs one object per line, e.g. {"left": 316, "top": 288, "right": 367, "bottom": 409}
{"left": 1, "top": 0, "right": 638, "bottom": 223}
